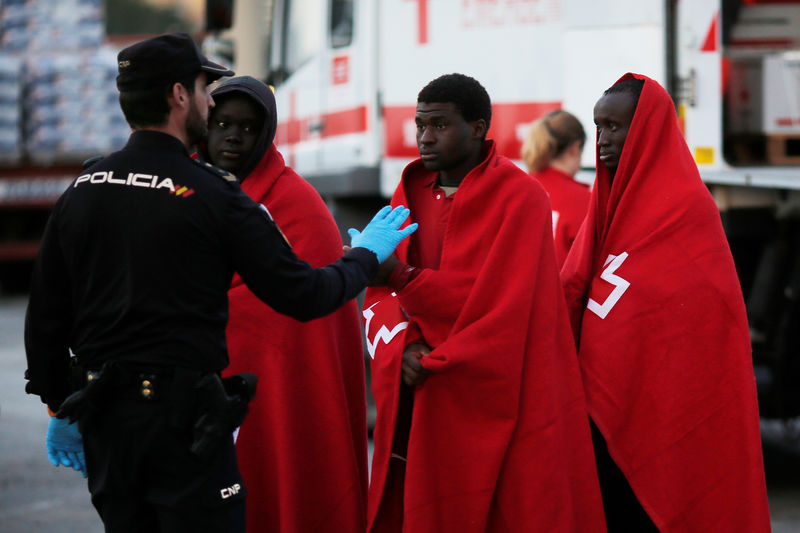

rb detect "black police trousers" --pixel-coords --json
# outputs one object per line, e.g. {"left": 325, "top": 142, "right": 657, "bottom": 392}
{"left": 81, "top": 370, "right": 246, "bottom": 533}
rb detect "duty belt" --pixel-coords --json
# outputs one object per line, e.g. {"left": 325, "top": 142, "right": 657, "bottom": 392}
{"left": 57, "top": 361, "right": 257, "bottom": 461}
{"left": 83, "top": 367, "right": 173, "bottom": 401}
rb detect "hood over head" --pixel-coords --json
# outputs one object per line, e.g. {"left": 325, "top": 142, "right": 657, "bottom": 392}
{"left": 209, "top": 76, "right": 278, "bottom": 180}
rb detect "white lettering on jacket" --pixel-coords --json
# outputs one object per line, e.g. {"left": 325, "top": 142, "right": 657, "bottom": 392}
{"left": 363, "top": 294, "right": 408, "bottom": 359}
{"left": 220, "top": 483, "right": 241, "bottom": 499}
{"left": 74, "top": 172, "right": 175, "bottom": 192}
{"left": 587, "top": 252, "right": 630, "bottom": 319}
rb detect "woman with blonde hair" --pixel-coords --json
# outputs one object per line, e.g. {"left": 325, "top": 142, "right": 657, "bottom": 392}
{"left": 522, "top": 109, "right": 590, "bottom": 266}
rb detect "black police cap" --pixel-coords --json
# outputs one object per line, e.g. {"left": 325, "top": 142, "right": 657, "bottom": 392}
{"left": 116, "top": 32, "right": 234, "bottom": 92}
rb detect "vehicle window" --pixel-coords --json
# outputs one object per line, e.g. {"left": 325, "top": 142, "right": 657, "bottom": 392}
{"left": 285, "top": 0, "right": 323, "bottom": 74}
{"left": 331, "top": 0, "right": 354, "bottom": 48}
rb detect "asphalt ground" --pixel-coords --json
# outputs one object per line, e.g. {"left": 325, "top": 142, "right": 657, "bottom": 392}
{"left": 1, "top": 295, "right": 798, "bottom": 532}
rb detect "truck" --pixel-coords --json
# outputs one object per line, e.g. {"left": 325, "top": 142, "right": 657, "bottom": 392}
{"left": 209, "top": 0, "right": 800, "bottom": 420}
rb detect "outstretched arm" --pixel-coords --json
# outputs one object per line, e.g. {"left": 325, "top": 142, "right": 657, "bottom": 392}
{"left": 233, "top": 205, "right": 417, "bottom": 322}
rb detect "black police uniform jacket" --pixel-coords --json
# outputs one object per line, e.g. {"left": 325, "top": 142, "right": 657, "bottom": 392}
{"left": 24, "top": 130, "right": 376, "bottom": 412}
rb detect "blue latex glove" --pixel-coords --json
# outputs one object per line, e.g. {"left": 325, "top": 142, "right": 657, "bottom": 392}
{"left": 348, "top": 205, "right": 418, "bottom": 263}
{"left": 46, "top": 416, "right": 87, "bottom": 478}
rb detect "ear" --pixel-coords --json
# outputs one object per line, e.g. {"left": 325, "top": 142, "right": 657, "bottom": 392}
{"left": 471, "top": 119, "right": 488, "bottom": 140}
{"left": 168, "top": 82, "right": 190, "bottom": 110}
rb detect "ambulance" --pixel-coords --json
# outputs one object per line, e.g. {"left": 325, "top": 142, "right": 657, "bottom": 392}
{"left": 207, "top": 0, "right": 800, "bottom": 419}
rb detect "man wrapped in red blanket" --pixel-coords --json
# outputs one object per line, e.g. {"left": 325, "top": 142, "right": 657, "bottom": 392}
{"left": 204, "top": 76, "right": 369, "bottom": 533}
{"left": 561, "top": 73, "right": 771, "bottom": 532}
{"left": 364, "top": 73, "right": 605, "bottom": 532}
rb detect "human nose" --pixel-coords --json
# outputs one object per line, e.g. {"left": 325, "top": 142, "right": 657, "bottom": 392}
{"left": 597, "top": 128, "right": 609, "bottom": 146}
{"left": 418, "top": 126, "right": 435, "bottom": 144}
{"left": 225, "top": 127, "right": 242, "bottom": 143}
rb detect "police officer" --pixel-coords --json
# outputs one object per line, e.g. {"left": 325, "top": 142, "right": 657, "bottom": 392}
{"left": 23, "top": 33, "right": 417, "bottom": 533}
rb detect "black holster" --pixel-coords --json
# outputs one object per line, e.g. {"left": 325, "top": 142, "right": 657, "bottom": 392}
{"left": 190, "top": 373, "right": 258, "bottom": 461}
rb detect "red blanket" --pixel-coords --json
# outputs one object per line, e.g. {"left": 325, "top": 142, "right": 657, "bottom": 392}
{"left": 364, "top": 141, "right": 605, "bottom": 532}
{"left": 561, "top": 73, "right": 771, "bottom": 532}
{"left": 223, "top": 145, "right": 368, "bottom": 533}
{"left": 533, "top": 166, "right": 591, "bottom": 267}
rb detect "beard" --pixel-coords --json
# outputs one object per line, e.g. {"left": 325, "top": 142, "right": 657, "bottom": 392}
{"left": 185, "top": 100, "right": 208, "bottom": 147}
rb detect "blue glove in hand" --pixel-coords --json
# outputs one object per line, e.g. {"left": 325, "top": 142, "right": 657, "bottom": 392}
{"left": 46, "top": 416, "right": 87, "bottom": 478}
{"left": 348, "top": 205, "right": 418, "bottom": 263}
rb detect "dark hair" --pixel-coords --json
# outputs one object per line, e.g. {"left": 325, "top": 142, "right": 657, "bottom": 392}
{"left": 418, "top": 73, "right": 492, "bottom": 130}
{"left": 119, "top": 73, "right": 198, "bottom": 129}
{"left": 603, "top": 78, "right": 644, "bottom": 104}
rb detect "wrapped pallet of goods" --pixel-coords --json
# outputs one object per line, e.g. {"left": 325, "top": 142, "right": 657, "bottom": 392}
{"left": 0, "top": 0, "right": 129, "bottom": 165}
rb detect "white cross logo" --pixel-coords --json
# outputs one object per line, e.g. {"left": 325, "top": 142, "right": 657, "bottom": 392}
{"left": 363, "top": 293, "right": 409, "bottom": 359}
{"left": 587, "top": 252, "right": 630, "bottom": 319}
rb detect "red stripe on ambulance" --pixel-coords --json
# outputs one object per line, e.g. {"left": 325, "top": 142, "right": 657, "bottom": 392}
{"left": 322, "top": 106, "right": 368, "bottom": 137}
{"left": 276, "top": 105, "right": 368, "bottom": 145}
